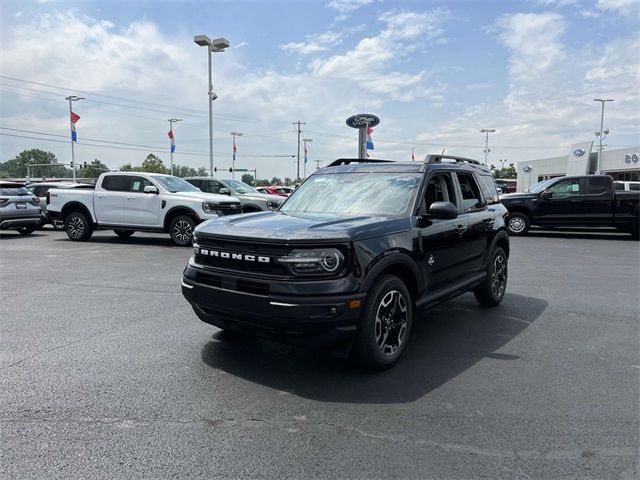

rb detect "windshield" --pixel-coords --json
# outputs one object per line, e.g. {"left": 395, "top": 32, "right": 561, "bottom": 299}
{"left": 0, "top": 186, "right": 31, "bottom": 196}
{"left": 280, "top": 172, "right": 421, "bottom": 217}
{"left": 224, "top": 179, "right": 257, "bottom": 194}
{"left": 527, "top": 179, "right": 555, "bottom": 193}
{"left": 154, "top": 176, "right": 201, "bottom": 193}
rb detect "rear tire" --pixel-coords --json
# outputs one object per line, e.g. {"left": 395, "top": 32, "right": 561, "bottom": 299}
{"left": 474, "top": 247, "right": 508, "bottom": 307}
{"left": 351, "top": 275, "right": 413, "bottom": 370}
{"left": 113, "top": 229, "right": 134, "bottom": 238}
{"left": 17, "top": 227, "right": 35, "bottom": 235}
{"left": 65, "top": 211, "right": 94, "bottom": 241}
{"left": 169, "top": 215, "right": 196, "bottom": 246}
{"left": 507, "top": 213, "right": 530, "bottom": 236}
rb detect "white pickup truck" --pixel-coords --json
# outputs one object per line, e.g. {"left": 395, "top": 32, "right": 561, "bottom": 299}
{"left": 47, "top": 172, "right": 242, "bottom": 245}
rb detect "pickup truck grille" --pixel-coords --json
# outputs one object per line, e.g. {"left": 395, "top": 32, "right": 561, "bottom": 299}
{"left": 194, "top": 237, "right": 291, "bottom": 277}
{"left": 215, "top": 202, "right": 243, "bottom": 215}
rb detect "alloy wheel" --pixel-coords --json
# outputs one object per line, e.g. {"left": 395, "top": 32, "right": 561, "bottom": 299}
{"left": 374, "top": 290, "right": 408, "bottom": 357}
{"left": 491, "top": 254, "right": 507, "bottom": 298}
{"left": 172, "top": 220, "right": 193, "bottom": 244}
{"left": 508, "top": 216, "right": 525, "bottom": 234}
{"left": 67, "top": 216, "right": 85, "bottom": 239}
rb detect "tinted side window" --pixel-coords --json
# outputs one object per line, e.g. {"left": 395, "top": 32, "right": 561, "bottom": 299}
{"left": 614, "top": 182, "right": 625, "bottom": 191}
{"left": 587, "top": 177, "right": 609, "bottom": 195}
{"left": 549, "top": 179, "right": 581, "bottom": 197}
{"left": 477, "top": 174, "right": 499, "bottom": 204}
{"left": 130, "top": 176, "right": 154, "bottom": 192}
{"left": 201, "top": 180, "right": 224, "bottom": 194}
{"left": 455, "top": 173, "right": 483, "bottom": 211}
{"left": 186, "top": 179, "right": 201, "bottom": 189}
{"left": 423, "top": 173, "right": 456, "bottom": 213}
{"left": 630, "top": 184, "right": 640, "bottom": 191}
{"left": 102, "top": 176, "right": 131, "bottom": 192}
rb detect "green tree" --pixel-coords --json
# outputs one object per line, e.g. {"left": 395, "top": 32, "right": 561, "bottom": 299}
{"left": 241, "top": 173, "right": 254, "bottom": 185}
{"left": 284, "top": 177, "right": 292, "bottom": 186}
{"left": 270, "top": 177, "right": 282, "bottom": 186}
{"left": 493, "top": 163, "right": 516, "bottom": 179}
{"left": 141, "top": 154, "right": 167, "bottom": 173}
{"left": 0, "top": 148, "right": 71, "bottom": 178}
{"left": 196, "top": 167, "right": 208, "bottom": 176}
{"left": 173, "top": 165, "right": 199, "bottom": 178}
{"left": 255, "top": 178, "right": 271, "bottom": 187}
{"left": 79, "top": 159, "right": 109, "bottom": 178}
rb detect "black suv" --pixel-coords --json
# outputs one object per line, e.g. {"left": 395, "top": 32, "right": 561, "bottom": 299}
{"left": 182, "top": 156, "right": 510, "bottom": 369}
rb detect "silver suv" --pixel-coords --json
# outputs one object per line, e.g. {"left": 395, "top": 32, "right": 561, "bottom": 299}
{"left": 0, "top": 182, "right": 45, "bottom": 235}
{"left": 184, "top": 178, "right": 284, "bottom": 213}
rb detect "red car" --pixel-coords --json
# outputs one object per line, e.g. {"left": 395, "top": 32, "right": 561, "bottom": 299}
{"left": 256, "top": 186, "right": 289, "bottom": 197}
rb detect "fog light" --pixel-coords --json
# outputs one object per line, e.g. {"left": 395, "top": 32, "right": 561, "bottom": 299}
{"left": 348, "top": 299, "right": 362, "bottom": 309}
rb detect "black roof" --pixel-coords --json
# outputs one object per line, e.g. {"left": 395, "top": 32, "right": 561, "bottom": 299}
{"left": 321, "top": 157, "right": 491, "bottom": 174}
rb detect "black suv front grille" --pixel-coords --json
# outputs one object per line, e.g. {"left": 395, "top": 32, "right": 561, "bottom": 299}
{"left": 195, "top": 237, "right": 291, "bottom": 277}
{"left": 215, "top": 202, "right": 242, "bottom": 215}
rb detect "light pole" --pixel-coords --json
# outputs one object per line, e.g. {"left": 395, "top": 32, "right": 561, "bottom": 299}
{"left": 500, "top": 159, "right": 507, "bottom": 171}
{"left": 593, "top": 99, "right": 613, "bottom": 174}
{"left": 230, "top": 131, "right": 242, "bottom": 179}
{"left": 302, "top": 138, "right": 312, "bottom": 178}
{"left": 194, "top": 34, "right": 230, "bottom": 177}
{"left": 168, "top": 118, "right": 182, "bottom": 176}
{"left": 480, "top": 128, "right": 495, "bottom": 166}
{"left": 65, "top": 95, "right": 84, "bottom": 181}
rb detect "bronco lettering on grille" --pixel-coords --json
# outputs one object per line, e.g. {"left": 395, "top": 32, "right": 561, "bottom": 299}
{"left": 196, "top": 248, "right": 271, "bottom": 263}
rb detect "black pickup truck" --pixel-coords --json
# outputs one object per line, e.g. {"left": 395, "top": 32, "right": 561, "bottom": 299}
{"left": 500, "top": 175, "right": 639, "bottom": 238}
{"left": 182, "top": 155, "right": 510, "bottom": 369}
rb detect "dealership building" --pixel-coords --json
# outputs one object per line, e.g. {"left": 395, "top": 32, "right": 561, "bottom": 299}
{"left": 516, "top": 143, "right": 640, "bottom": 191}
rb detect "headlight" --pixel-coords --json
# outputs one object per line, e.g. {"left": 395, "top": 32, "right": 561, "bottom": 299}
{"left": 276, "top": 248, "right": 345, "bottom": 276}
{"left": 202, "top": 202, "right": 220, "bottom": 215}
{"left": 267, "top": 200, "right": 280, "bottom": 211}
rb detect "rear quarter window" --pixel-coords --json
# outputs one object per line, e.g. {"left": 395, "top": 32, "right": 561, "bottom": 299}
{"left": 477, "top": 174, "right": 500, "bottom": 204}
{"left": 101, "top": 176, "right": 131, "bottom": 192}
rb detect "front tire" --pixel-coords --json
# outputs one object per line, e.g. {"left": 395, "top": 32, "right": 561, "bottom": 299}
{"left": 65, "top": 211, "right": 94, "bottom": 241}
{"left": 507, "top": 213, "right": 530, "bottom": 236}
{"left": 169, "top": 215, "right": 196, "bottom": 246}
{"left": 113, "top": 229, "right": 134, "bottom": 238}
{"left": 17, "top": 227, "right": 35, "bottom": 235}
{"left": 351, "top": 275, "right": 413, "bottom": 370}
{"left": 474, "top": 247, "right": 508, "bottom": 307}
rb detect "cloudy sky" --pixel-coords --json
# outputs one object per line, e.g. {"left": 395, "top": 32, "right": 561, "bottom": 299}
{"left": 0, "top": 0, "right": 638, "bottom": 179}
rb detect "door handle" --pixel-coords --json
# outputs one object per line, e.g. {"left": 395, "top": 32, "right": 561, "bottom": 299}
{"left": 126, "top": 196, "right": 134, "bottom": 200}
{"left": 454, "top": 225, "right": 467, "bottom": 235}
{"left": 97, "top": 194, "right": 106, "bottom": 199}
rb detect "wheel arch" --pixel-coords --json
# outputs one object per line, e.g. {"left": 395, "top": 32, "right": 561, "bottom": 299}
{"left": 61, "top": 202, "right": 94, "bottom": 224}
{"left": 163, "top": 207, "right": 199, "bottom": 232}
{"left": 359, "top": 252, "right": 423, "bottom": 303}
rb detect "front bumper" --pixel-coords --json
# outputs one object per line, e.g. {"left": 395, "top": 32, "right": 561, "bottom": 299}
{"left": 182, "top": 264, "right": 366, "bottom": 347}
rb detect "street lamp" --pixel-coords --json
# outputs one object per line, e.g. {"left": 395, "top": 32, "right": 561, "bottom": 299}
{"left": 230, "top": 131, "right": 242, "bottom": 179}
{"left": 480, "top": 128, "right": 496, "bottom": 166}
{"left": 302, "top": 138, "right": 313, "bottom": 178}
{"left": 65, "top": 95, "right": 84, "bottom": 181}
{"left": 593, "top": 99, "right": 613, "bottom": 174}
{"left": 168, "top": 118, "right": 182, "bottom": 176}
{"left": 194, "top": 34, "right": 230, "bottom": 177}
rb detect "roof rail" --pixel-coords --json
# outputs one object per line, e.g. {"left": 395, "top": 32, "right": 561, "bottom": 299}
{"left": 327, "top": 158, "right": 394, "bottom": 167}
{"left": 424, "top": 154, "right": 483, "bottom": 166}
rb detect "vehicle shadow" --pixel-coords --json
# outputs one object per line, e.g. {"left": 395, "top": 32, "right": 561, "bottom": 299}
{"left": 200, "top": 292, "right": 547, "bottom": 404}
{"left": 0, "top": 232, "right": 49, "bottom": 240}
{"left": 528, "top": 228, "right": 636, "bottom": 241}
{"left": 52, "top": 234, "right": 180, "bottom": 248}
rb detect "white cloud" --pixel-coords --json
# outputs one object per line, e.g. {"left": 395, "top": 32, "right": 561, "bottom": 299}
{"left": 281, "top": 31, "right": 344, "bottom": 55}
{"left": 326, "top": 0, "right": 374, "bottom": 14}
{"left": 494, "top": 12, "right": 565, "bottom": 85}
{"left": 596, "top": 0, "right": 639, "bottom": 15}
{"left": 535, "top": 0, "right": 579, "bottom": 7}
{"left": 580, "top": 9, "right": 602, "bottom": 18}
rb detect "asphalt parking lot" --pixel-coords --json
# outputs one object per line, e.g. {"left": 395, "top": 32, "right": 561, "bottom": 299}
{"left": 1, "top": 228, "right": 638, "bottom": 479}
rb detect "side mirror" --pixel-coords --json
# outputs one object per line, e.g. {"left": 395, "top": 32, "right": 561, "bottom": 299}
{"left": 143, "top": 185, "right": 158, "bottom": 194}
{"left": 428, "top": 201, "right": 458, "bottom": 220}
{"left": 541, "top": 190, "right": 553, "bottom": 199}
{"left": 219, "top": 187, "right": 230, "bottom": 195}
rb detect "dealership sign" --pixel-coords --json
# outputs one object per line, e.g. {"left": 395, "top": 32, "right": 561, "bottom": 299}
{"left": 346, "top": 114, "right": 380, "bottom": 129}
{"left": 626, "top": 153, "right": 639, "bottom": 164}
{"left": 573, "top": 148, "right": 586, "bottom": 157}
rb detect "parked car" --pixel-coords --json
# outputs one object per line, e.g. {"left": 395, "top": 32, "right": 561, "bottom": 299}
{"left": 277, "top": 186, "right": 295, "bottom": 195}
{"left": 256, "top": 186, "right": 289, "bottom": 197}
{"left": 500, "top": 175, "right": 639, "bottom": 237}
{"left": 182, "top": 156, "right": 509, "bottom": 369}
{"left": 0, "top": 181, "right": 45, "bottom": 234}
{"left": 184, "top": 178, "right": 284, "bottom": 212}
{"left": 494, "top": 179, "right": 517, "bottom": 193}
{"left": 614, "top": 181, "right": 640, "bottom": 191}
{"left": 46, "top": 172, "right": 242, "bottom": 246}
{"left": 27, "top": 182, "right": 95, "bottom": 230}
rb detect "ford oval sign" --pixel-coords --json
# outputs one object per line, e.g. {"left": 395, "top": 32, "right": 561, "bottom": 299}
{"left": 633, "top": 153, "right": 639, "bottom": 163}
{"left": 573, "top": 148, "right": 585, "bottom": 157}
{"left": 346, "top": 114, "right": 380, "bottom": 129}
{"left": 625, "top": 154, "right": 632, "bottom": 163}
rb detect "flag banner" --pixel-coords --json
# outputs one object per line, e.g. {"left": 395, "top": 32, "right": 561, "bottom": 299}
{"left": 366, "top": 128, "right": 374, "bottom": 150}
{"left": 233, "top": 142, "right": 236, "bottom": 161}
{"left": 411, "top": 149, "right": 415, "bottom": 161}
{"left": 168, "top": 130, "right": 175, "bottom": 153}
{"left": 304, "top": 145, "right": 308, "bottom": 164}
{"left": 70, "top": 112, "right": 80, "bottom": 142}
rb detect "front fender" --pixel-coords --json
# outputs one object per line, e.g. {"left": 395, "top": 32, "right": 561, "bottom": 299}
{"left": 358, "top": 250, "right": 423, "bottom": 296}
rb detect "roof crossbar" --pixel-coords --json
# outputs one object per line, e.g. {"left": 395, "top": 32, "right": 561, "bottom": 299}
{"left": 327, "top": 158, "right": 394, "bottom": 167}
{"left": 424, "top": 154, "right": 483, "bottom": 166}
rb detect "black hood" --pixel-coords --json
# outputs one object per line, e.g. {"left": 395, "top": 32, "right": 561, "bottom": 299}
{"left": 194, "top": 211, "right": 412, "bottom": 244}
{"left": 500, "top": 192, "right": 537, "bottom": 201}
